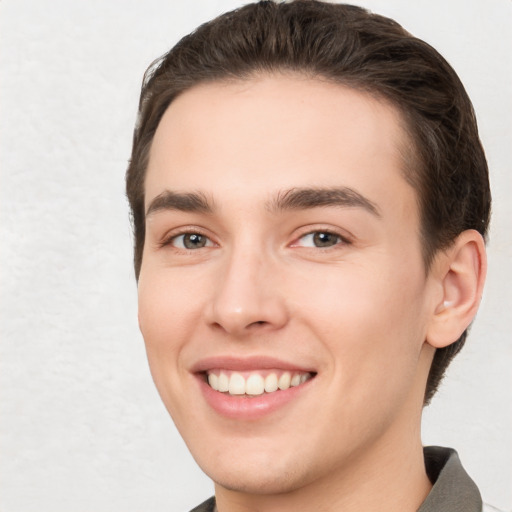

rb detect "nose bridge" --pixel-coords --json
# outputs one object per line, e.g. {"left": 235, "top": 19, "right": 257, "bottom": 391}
{"left": 208, "top": 238, "right": 287, "bottom": 335}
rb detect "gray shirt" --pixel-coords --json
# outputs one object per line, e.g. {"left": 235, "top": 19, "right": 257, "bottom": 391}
{"left": 190, "top": 446, "right": 484, "bottom": 512}
{"left": 419, "top": 446, "right": 482, "bottom": 512}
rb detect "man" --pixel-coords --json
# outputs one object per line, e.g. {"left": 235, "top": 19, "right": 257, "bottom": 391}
{"left": 126, "top": 2, "right": 491, "bottom": 511}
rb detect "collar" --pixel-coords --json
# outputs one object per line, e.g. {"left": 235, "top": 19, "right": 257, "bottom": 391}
{"left": 418, "top": 446, "right": 482, "bottom": 512}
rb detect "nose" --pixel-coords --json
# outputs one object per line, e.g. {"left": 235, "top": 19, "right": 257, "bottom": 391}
{"left": 205, "top": 246, "right": 289, "bottom": 337}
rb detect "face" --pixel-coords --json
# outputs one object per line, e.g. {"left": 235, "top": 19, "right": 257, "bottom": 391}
{"left": 138, "top": 75, "right": 438, "bottom": 496}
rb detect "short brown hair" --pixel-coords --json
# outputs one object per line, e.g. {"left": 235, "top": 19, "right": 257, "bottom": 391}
{"left": 126, "top": 0, "right": 491, "bottom": 404}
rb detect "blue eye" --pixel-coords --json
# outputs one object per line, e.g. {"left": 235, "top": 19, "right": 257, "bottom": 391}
{"left": 298, "top": 231, "right": 344, "bottom": 248}
{"left": 171, "top": 233, "right": 212, "bottom": 249}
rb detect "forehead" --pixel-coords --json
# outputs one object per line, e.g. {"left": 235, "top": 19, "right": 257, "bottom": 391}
{"left": 145, "top": 74, "right": 414, "bottom": 211}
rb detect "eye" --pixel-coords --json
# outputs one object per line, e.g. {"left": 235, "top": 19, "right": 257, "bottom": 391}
{"left": 170, "top": 233, "right": 213, "bottom": 250}
{"left": 295, "top": 231, "right": 346, "bottom": 248}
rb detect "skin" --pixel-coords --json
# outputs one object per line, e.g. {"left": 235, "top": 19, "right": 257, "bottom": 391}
{"left": 137, "top": 75, "right": 485, "bottom": 512}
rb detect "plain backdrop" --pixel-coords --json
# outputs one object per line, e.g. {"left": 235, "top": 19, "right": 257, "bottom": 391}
{"left": 1, "top": 1, "right": 511, "bottom": 511}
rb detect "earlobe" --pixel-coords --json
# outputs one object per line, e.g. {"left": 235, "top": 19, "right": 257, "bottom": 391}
{"left": 426, "top": 230, "right": 487, "bottom": 349}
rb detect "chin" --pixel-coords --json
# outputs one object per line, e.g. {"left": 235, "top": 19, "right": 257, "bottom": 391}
{"left": 193, "top": 444, "right": 323, "bottom": 496}
{"left": 208, "top": 465, "right": 309, "bottom": 496}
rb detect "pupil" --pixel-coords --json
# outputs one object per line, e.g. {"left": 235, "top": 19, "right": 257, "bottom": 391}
{"left": 313, "top": 232, "right": 336, "bottom": 247}
{"left": 184, "top": 234, "right": 205, "bottom": 249}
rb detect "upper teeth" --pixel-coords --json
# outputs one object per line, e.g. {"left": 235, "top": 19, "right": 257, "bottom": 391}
{"left": 207, "top": 370, "right": 312, "bottom": 396}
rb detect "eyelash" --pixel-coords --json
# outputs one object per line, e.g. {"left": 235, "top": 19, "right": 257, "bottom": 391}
{"left": 160, "top": 228, "right": 351, "bottom": 251}
{"left": 292, "top": 229, "right": 351, "bottom": 249}
{"left": 159, "top": 229, "right": 214, "bottom": 250}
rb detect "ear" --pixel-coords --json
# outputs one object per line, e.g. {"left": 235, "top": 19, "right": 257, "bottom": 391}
{"left": 426, "top": 230, "right": 487, "bottom": 349}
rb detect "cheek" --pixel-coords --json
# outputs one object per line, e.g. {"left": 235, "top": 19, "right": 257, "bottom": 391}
{"left": 303, "top": 272, "right": 427, "bottom": 434}
{"left": 137, "top": 270, "right": 203, "bottom": 369}
{"left": 295, "top": 260, "right": 423, "bottom": 329}
{"left": 137, "top": 270, "right": 208, "bottom": 422}
{"left": 292, "top": 261, "right": 428, "bottom": 383}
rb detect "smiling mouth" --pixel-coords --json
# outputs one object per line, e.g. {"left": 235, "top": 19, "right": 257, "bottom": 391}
{"left": 205, "top": 370, "right": 315, "bottom": 396}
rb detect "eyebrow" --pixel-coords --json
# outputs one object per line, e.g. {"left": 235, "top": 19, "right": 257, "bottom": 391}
{"left": 268, "top": 187, "right": 380, "bottom": 216}
{"left": 146, "top": 190, "right": 214, "bottom": 217}
{"left": 145, "top": 186, "right": 380, "bottom": 218}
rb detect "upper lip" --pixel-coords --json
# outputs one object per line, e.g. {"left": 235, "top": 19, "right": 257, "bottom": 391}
{"left": 191, "top": 355, "right": 316, "bottom": 374}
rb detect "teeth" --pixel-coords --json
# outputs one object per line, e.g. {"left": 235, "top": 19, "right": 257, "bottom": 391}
{"left": 207, "top": 373, "right": 218, "bottom": 390}
{"left": 278, "top": 372, "right": 291, "bottom": 390}
{"left": 218, "top": 372, "right": 229, "bottom": 392}
{"left": 207, "top": 370, "right": 312, "bottom": 395}
{"left": 246, "top": 374, "right": 265, "bottom": 395}
{"left": 290, "top": 374, "right": 301, "bottom": 387}
{"left": 229, "top": 373, "right": 246, "bottom": 395}
{"left": 264, "top": 373, "right": 278, "bottom": 393}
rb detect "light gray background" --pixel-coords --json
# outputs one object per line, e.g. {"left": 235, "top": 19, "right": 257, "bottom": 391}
{"left": 1, "top": 1, "right": 510, "bottom": 511}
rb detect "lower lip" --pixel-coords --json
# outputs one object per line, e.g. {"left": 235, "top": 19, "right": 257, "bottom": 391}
{"left": 197, "top": 375, "right": 314, "bottom": 420}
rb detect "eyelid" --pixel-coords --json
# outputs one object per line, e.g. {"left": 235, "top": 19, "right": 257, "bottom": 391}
{"left": 156, "top": 224, "right": 352, "bottom": 250}
{"left": 158, "top": 226, "right": 217, "bottom": 249}
{"left": 172, "top": 233, "right": 215, "bottom": 249}
{"left": 289, "top": 227, "right": 352, "bottom": 248}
